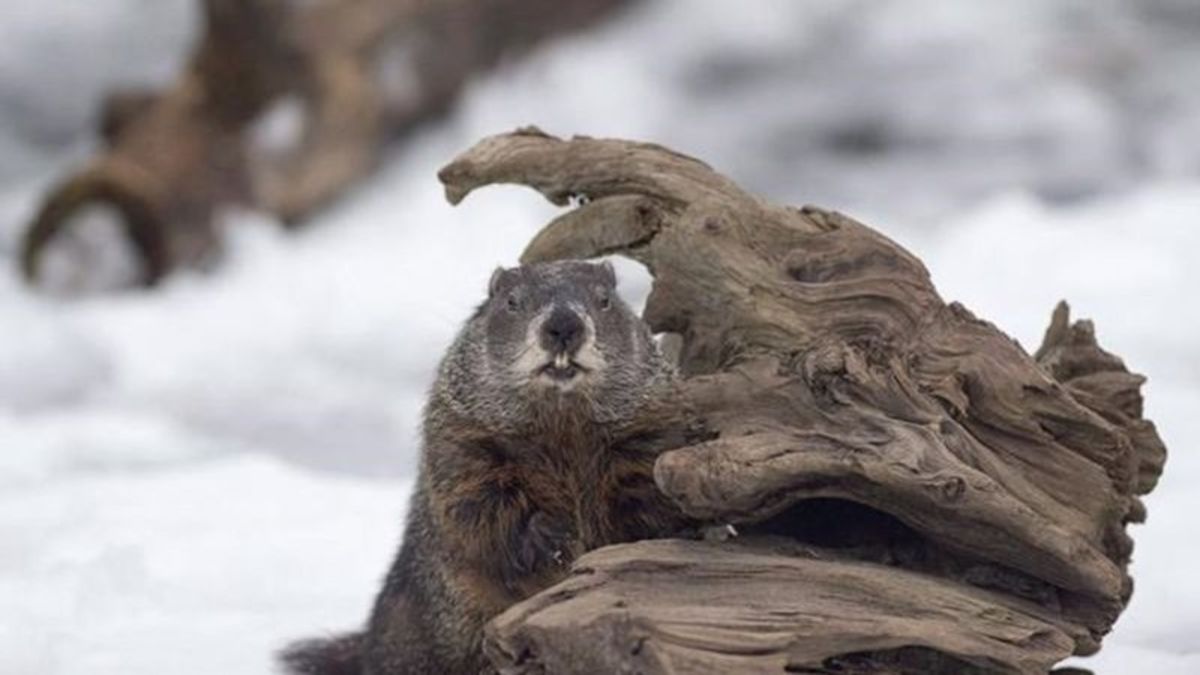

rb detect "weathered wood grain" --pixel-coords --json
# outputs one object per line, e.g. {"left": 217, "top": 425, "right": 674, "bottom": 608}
{"left": 487, "top": 539, "right": 1077, "bottom": 675}
{"left": 438, "top": 129, "right": 1167, "bottom": 673}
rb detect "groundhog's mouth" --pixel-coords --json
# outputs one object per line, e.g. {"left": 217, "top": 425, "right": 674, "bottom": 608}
{"left": 538, "top": 353, "right": 589, "bottom": 381}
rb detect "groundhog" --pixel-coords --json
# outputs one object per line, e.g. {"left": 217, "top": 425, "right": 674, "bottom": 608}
{"left": 281, "top": 260, "right": 701, "bottom": 675}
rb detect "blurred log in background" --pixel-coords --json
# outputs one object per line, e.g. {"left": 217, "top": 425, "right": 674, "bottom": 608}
{"left": 18, "top": 0, "right": 632, "bottom": 293}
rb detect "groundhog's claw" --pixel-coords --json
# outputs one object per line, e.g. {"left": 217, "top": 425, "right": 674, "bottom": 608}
{"left": 513, "top": 511, "right": 574, "bottom": 577}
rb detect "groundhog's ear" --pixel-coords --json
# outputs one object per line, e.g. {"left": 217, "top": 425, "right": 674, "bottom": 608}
{"left": 598, "top": 260, "right": 616, "bottom": 288}
{"left": 488, "top": 266, "right": 508, "bottom": 298}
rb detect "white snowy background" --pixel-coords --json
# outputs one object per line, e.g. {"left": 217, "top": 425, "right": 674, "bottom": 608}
{"left": 1, "top": 1, "right": 1198, "bottom": 672}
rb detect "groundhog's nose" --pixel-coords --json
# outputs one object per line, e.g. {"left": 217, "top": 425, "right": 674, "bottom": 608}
{"left": 541, "top": 306, "right": 585, "bottom": 355}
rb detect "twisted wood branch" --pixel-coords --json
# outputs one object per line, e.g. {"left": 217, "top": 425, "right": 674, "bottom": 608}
{"left": 438, "top": 129, "right": 1167, "bottom": 674}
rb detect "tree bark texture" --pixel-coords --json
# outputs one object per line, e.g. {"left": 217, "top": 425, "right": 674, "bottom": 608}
{"left": 436, "top": 128, "right": 1168, "bottom": 674}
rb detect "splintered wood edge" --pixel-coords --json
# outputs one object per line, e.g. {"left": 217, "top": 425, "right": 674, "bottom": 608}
{"left": 487, "top": 539, "right": 1078, "bottom": 675}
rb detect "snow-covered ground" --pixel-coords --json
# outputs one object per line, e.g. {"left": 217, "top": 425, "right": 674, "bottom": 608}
{"left": 1, "top": 1, "right": 1197, "bottom": 673}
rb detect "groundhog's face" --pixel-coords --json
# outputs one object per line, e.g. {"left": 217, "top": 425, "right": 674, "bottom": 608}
{"left": 480, "top": 260, "right": 642, "bottom": 391}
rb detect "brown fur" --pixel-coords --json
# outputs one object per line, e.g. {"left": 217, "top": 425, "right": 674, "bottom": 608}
{"left": 281, "top": 261, "right": 703, "bottom": 675}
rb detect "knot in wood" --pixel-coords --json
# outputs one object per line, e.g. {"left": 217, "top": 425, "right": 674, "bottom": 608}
{"left": 939, "top": 475, "right": 967, "bottom": 502}
{"left": 802, "top": 344, "right": 848, "bottom": 381}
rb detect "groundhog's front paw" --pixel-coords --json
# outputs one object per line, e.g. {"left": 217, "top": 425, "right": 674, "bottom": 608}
{"left": 513, "top": 511, "right": 574, "bottom": 577}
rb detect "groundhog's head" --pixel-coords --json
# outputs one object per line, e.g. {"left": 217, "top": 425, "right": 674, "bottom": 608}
{"left": 436, "top": 260, "right": 673, "bottom": 432}
{"left": 480, "top": 260, "right": 643, "bottom": 391}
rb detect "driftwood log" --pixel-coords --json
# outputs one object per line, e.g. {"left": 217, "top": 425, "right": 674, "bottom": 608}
{"left": 20, "top": 0, "right": 630, "bottom": 290}
{"left": 437, "top": 129, "right": 1167, "bottom": 674}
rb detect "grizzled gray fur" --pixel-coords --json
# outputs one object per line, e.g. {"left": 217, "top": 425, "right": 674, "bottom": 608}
{"left": 281, "top": 260, "right": 699, "bottom": 675}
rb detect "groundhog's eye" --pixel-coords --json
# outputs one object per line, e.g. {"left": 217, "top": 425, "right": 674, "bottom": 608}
{"left": 597, "top": 291, "right": 612, "bottom": 311}
{"left": 505, "top": 294, "right": 521, "bottom": 312}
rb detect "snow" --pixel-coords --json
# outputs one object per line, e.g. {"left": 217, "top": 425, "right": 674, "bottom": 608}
{"left": 1, "top": 0, "right": 1198, "bottom": 673}
{"left": 0, "top": 0, "right": 193, "bottom": 185}
{"left": 0, "top": 458, "right": 404, "bottom": 674}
